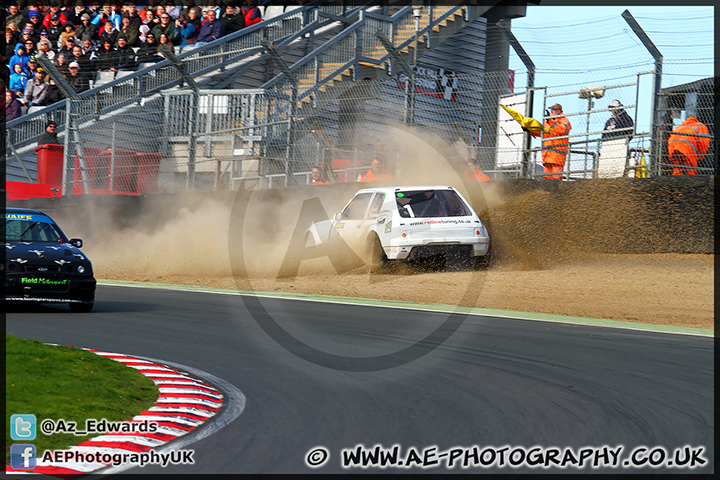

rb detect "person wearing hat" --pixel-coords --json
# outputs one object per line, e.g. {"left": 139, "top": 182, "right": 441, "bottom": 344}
{"left": 66, "top": 60, "right": 90, "bottom": 93}
{"left": 75, "top": 12, "right": 98, "bottom": 42}
{"left": 541, "top": 103, "right": 572, "bottom": 180}
{"left": 46, "top": 13, "right": 64, "bottom": 46}
{"left": 60, "top": 22, "right": 77, "bottom": 51}
{"left": 115, "top": 34, "right": 137, "bottom": 70}
{"left": 118, "top": 13, "right": 140, "bottom": 47}
{"left": 24, "top": 65, "right": 49, "bottom": 107}
{"left": 27, "top": 12, "right": 44, "bottom": 42}
{"left": 42, "top": 2, "right": 67, "bottom": 29}
{"left": 37, "top": 120, "right": 60, "bottom": 147}
{"left": 602, "top": 100, "right": 634, "bottom": 140}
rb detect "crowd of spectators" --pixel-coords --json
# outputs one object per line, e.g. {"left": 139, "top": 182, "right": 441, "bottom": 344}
{"left": 3, "top": 0, "right": 282, "bottom": 122}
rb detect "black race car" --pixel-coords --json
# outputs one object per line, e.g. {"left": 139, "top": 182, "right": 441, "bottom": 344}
{"left": 3, "top": 208, "right": 96, "bottom": 312}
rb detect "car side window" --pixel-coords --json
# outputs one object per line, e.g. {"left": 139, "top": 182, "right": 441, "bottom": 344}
{"left": 342, "top": 192, "right": 373, "bottom": 220}
{"left": 367, "top": 192, "right": 386, "bottom": 218}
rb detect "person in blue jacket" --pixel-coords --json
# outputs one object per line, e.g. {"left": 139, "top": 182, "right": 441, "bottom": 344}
{"left": 9, "top": 43, "right": 30, "bottom": 74}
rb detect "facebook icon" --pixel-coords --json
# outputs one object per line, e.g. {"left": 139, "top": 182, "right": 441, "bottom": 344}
{"left": 10, "top": 444, "right": 37, "bottom": 470}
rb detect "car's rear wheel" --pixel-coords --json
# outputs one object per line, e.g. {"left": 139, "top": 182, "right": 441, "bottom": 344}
{"left": 69, "top": 302, "right": 94, "bottom": 313}
{"left": 369, "top": 236, "right": 392, "bottom": 272}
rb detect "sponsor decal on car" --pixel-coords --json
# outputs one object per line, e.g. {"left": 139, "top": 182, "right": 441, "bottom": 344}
{"left": 21, "top": 278, "right": 68, "bottom": 285}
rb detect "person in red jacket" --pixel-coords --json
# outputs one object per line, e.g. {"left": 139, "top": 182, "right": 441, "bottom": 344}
{"left": 667, "top": 116, "right": 710, "bottom": 175}
{"left": 241, "top": 0, "right": 262, "bottom": 27}
{"left": 541, "top": 103, "right": 572, "bottom": 179}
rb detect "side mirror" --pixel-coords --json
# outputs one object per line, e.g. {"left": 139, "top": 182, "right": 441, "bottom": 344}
{"left": 334, "top": 212, "right": 343, "bottom": 222}
{"left": 69, "top": 238, "right": 83, "bottom": 248}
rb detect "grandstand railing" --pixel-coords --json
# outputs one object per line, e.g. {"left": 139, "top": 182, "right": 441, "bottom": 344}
{"left": 5, "top": 1, "right": 370, "bottom": 153}
{"left": 263, "top": 2, "right": 471, "bottom": 105}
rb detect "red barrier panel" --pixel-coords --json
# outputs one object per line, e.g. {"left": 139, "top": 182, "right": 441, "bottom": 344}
{"left": 135, "top": 153, "right": 163, "bottom": 194}
{"left": 6, "top": 181, "right": 62, "bottom": 201}
{"left": 333, "top": 159, "right": 357, "bottom": 183}
{"left": 100, "top": 149, "right": 138, "bottom": 193}
{"left": 73, "top": 147, "right": 105, "bottom": 195}
{"left": 35, "top": 144, "right": 64, "bottom": 185}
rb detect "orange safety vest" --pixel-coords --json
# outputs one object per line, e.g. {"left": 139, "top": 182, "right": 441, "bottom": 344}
{"left": 464, "top": 168, "right": 491, "bottom": 181}
{"left": 668, "top": 116, "right": 710, "bottom": 175}
{"left": 311, "top": 179, "right": 329, "bottom": 185}
{"left": 358, "top": 169, "right": 392, "bottom": 183}
{"left": 542, "top": 116, "right": 572, "bottom": 166}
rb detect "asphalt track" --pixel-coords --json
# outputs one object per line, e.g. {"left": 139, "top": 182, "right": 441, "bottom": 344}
{"left": 5, "top": 283, "right": 714, "bottom": 474}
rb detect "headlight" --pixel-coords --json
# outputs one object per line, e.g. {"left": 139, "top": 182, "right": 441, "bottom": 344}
{"left": 77, "top": 266, "right": 85, "bottom": 274}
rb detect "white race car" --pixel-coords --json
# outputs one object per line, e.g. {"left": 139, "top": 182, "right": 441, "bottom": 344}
{"left": 305, "top": 186, "right": 490, "bottom": 269}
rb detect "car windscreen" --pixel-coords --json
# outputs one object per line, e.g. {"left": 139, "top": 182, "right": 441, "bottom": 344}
{"left": 2, "top": 213, "right": 66, "bottom": 242}
{"left": 395, "top": 190, "right": 472, "bottom": 218}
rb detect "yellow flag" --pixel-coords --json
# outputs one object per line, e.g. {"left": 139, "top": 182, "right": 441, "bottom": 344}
{"left": 500, "top": 104, "right": 548, "bottom": 137}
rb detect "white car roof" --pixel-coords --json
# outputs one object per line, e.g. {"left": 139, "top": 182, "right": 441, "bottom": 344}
{"left": 355, "top": 185, "right": 458, "bottom": 195}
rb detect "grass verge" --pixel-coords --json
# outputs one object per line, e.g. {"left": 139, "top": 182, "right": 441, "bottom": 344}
{"left": 5, "top": 335, "right": 159, "bottom": 464}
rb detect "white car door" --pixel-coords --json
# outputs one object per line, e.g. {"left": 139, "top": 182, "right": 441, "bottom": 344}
{"left": 329, "top": 191, "right": 374, "bottom": 247}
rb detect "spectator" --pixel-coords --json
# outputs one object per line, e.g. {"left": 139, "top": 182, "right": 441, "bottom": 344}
{"left": 187, "top": 5, "right": 202, "bottom": 31}
{"left": 138, "top": 23, "right": 150, "bottom": 43}
{"left": 71, "top": 44, "right": 94, "bottom": 73}
{"left": 121, "top": 1, "right": 143, "bottom": 29}
{"left": 118, "top": 14, "right": 140, "bottom": 47}
{"left": 66, "top": 60, "right": 89, "bottom": 92}
{"left": 220, "top": 3, "right": 244, "bottom": 34}
{"left": 42, "top": 2, "right": 67, "bottom": 29}
{"left": 143, "top": 9, "right": 159, "bottom": 29}
{"left": 58, "top": 35, "right": 76, "bottom": 57}
{"left": 37, "top": 120, "right": 60, "bottom": 146}
{"left": 240, "top": 0, "right": 262, "bottom": 27}
{"left": 115, "top": 34, "right": 137, "bottom": 70}
{"left": 23, "top": 37, "right": 37, "bottom": 58}
{"left": 59, "top": 21, "right": 77, "bottom": 50}
{"left": 668, "top": 116, "right": 710, "bottom": 175}
{"left": 541, "top": 103, "right": 572, "bottom": 180}
{"left": 95, "top": 39, "right": 118, "bottom": 72}
{"left": 6, "top": 28, "right": 20, "bottom": 61}
{"left": 602, "top": 100, "right": 634, "bottom": 140}
{"left": 45, "top": 16, "right": 63, "bottom": 48}
{"left": 9, "top": 62, "right": 30, "bottom": 96}
{"left": 6, "top": 3, "right": 28, "bottom": 31}
{"left": 27, "top": 12, "right": 44, "bottom": 41}
{"left": 165, "top": 1, "right": 182, "bottom": 20}
{"left": 136, "top": 32, "right": 163, "bottom": 63}
{"left": 54, "top": 52, "right": 70, "bottom": 77}
{"left": 36, "top": 38, "right": 56, "bottom": 62}
{"left": 65, "top": 0, "right": 91, "bottom": 27}
{"left": 44, "top": 74, "right": 63, "bottom": 104}
{"left": 9, "top": 43, "right": 30, "bottom": 74}
{"left": 310, "top": 166, "right": 329, "bottom": 185}
{"left": 81, "top": 35, "right": 99, "bottom": 60}
{"left": 152, "top": 11, "right": 176, "bottom": 44}
{"left": 358, "top": 157, "right": 393, "bottom": 182}
{"left": 157, "top": 31, "right": 173, "bottom": 54}
{"left": 75, "top": 13, "right": 98, "bottom": 42}
{"left": 99, "top": 19, "right": 119, "bottom": 45}
{"left": 195, "top": 8, "right": 224, "bottom": 44}
{"left": 6, "top": 88, "right": 25, "bottom": 121}
{"left": 91, "top": 3, "right": 120, "bottom": 29}
{"left": 25, "top": 57, "right": 40, "bottom": 77}
{"left": 175, "top": 11, "right": 198, "bottom": 46}
{"left": 24, "top": 66, "right": 48, "bottom": 107}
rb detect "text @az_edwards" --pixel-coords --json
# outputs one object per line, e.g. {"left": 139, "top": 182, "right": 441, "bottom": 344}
{"left": 39, "top": 418, "right": 158, "bottom": 436}
{"left": 305, "top": 444, "right": 708, "bottom": 470}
